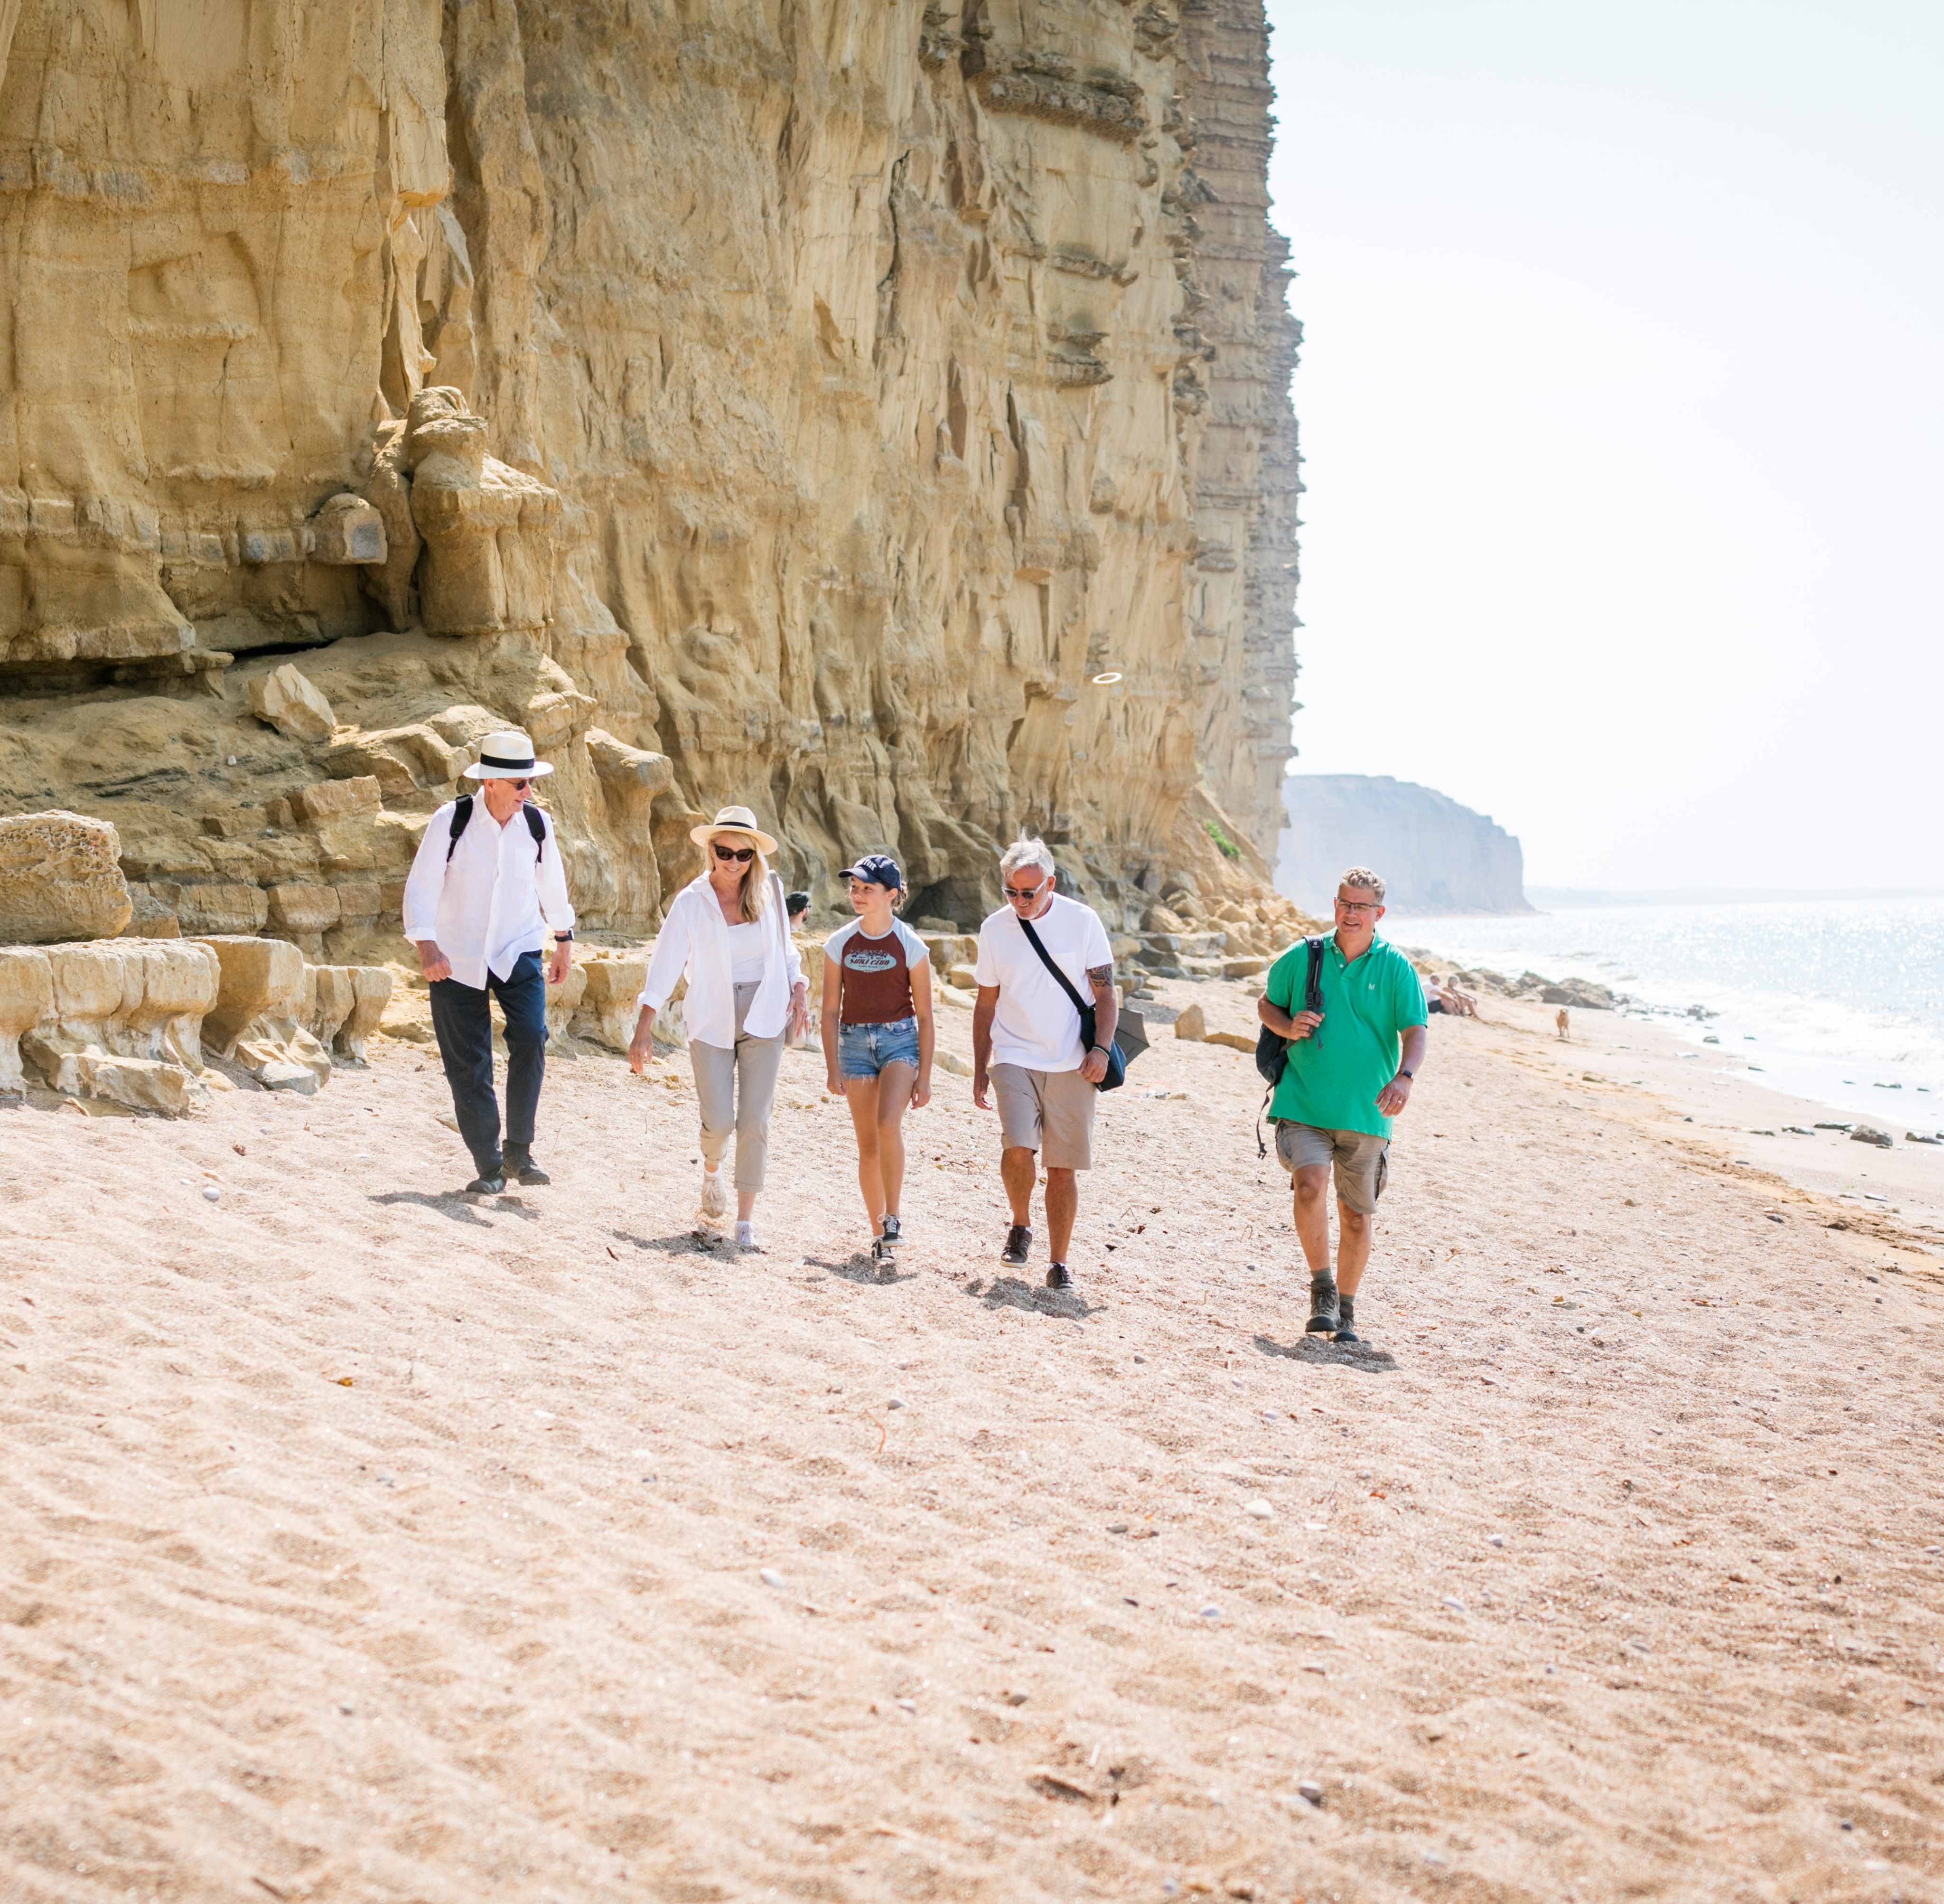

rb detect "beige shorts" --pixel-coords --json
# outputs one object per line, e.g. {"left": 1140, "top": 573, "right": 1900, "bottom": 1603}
{"left": 991, "top": 1063, "right": 1097, "bottom": 1171}
{"left": 1274, "top": 1121, "right": 1389, "bottom": 1216}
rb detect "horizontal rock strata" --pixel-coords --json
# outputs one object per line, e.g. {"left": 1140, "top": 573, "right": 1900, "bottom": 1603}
{"left": 0, "top": 0, "right": 1299, "bottom": 939}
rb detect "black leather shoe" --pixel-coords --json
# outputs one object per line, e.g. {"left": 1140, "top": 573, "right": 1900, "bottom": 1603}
{"left": 503, "top": 1144, "right": 550, "bottom": 1186}
{"left": 465, "top": 1172, "right": 505, "bottom": 1195}
{"left": 1045, "top": 1263, "right": 1073, "bottom": 1291}
{"left": 1001, "top": 1224, "right": 1032, "bottom": 1267}
{"left": 1305, "top": 1277, "right": 1341, "bottom": 1334}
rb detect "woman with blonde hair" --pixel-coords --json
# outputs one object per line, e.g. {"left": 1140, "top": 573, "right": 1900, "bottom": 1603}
{"left": 627, "top": 806, "right": 808, "bottom": 1247}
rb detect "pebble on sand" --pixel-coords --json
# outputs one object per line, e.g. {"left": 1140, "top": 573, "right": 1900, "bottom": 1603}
{"left": 1297, "top": 1779, "right": 1325, "bottom": 1803}
{"left": 1243, "top": 1499, "right": 1273, "bottom": 1519}
{"left": 760, "top": 1568, "right": 785, "bottom": 1589}
{"left": 202, "top": 1186, "right": 220, "bottom": 1202}
{"left": 1441, "top": 1597, "right": 1468, "bottom": 1614}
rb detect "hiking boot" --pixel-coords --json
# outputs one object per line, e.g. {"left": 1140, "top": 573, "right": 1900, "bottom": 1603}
{"left": 1045, "top": 1262, "right": 1074, "bottom": 1291}
{"left": 700, "top": 1168, "right": 728, "bottom": 1220}
{"left": 465, "top": 1171, "right": 505, "bottom": 1196}
{"left": 503, "top": 1144, "right": 550, "bottom": 1186}
{"left": 1305, "top": 1276, "right": 1341, "bottom": 1334}
{"left": 1333, "top": 1294, "right": 1360, "bottom": 1344}
{"left": 1000, "top": 1224, "right": 1032, "bottom": 1267}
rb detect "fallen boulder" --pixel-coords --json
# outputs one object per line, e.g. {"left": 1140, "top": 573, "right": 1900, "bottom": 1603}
{"left": 573, "top": 957, "right": 649, "bottom": 1052}
{"left": 247, "top": 663, "right": 337, "bottom": 743}
{"left": 194, "top": 935, "right": 332, "bottom": 1092}
{"left": 300, "top": 963, "right": 393, "bottom": 1062}
{"left": 0, "top": 811, "right": 133, "bottom": 944}
{"left": 1849, "top": 1124, "right": 1894, "bottom": 1149}
{"left": 1174, "top": 1004, "right": 1206, "bottom": 1041}
{"left": 7, "top": 939, "right": 218, "bottom": 1112}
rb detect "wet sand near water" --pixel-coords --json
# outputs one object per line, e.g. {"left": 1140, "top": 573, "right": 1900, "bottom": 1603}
{"left": 3, "top": 974, "right": 1941, "bottom": 1902}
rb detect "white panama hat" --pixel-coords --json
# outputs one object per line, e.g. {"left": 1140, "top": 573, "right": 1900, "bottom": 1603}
{"left": 463, "top": 730, "right": 554, "bottom": 780}
{"left": 690, "top": 804, "right": 779, "bottom": 856}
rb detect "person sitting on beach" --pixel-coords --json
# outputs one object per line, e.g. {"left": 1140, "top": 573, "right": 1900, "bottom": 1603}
{"left": 1257, "top": 866, "right": 1427, "bottom": 1344}
{"left": 1426, "top": 975, "right": 1477, "bottom": 1018}
{"left": 402, "top": 729, "right": 575, "bottom": 1196}
{"left": 972, "top": 838, "right": 1117, "bottom": 1292}
{"left": 626, "top": 806, "right": 809, "bottom": 1249}
{"left": 821, "top": 854, "right": 935, "bottom": 1270}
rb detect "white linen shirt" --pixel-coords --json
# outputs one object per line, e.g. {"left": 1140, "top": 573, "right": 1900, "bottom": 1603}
{"left": 637, "top": 873, "right": 804, "bottom": 1050}
{"left": 401, "top": 797, "right": 575, "bottom": 991}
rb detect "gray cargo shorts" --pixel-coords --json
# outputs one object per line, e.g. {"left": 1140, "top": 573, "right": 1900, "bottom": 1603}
{"left": 1273, "top": 1121, "right": 1390, "bottom": 1216}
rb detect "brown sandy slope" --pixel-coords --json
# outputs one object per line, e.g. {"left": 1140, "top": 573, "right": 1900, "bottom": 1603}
{"left": 3, "top": 978, "right": 1941, "bottom": 1903}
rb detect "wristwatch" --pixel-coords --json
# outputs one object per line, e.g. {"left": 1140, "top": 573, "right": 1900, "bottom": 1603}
{"left": 1398, "top": 1067, "right": 1414, "bottom": 1079}
{"left": 554, "top": 930, "right": 574, "bottom": 942}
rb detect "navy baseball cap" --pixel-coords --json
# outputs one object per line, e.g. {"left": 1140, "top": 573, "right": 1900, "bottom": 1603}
{"left": 840, "top": 854, "right": 904, "bottom": 890}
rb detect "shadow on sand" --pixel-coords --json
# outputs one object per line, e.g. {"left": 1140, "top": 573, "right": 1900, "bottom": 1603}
{"left": 803, "top": 1252, "right": 916, "bottom": 1286}
{"left": 1253, "top": 1332, "right": 1398, "bottom": 1373}
{"left": 369, "top": 1190, "right": 538, "bottom": 1226}
{"left": 965, "top": 1275, "right": 1102, "bottom": 1321}
{"left": 609, "top": 1228, "right": 731, "bottom": 1257}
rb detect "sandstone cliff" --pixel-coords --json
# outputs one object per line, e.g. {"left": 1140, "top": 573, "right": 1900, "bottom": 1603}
{"left": 1276, "top": 774, "right": 1532, "bottom": 916}
{"left": 0, "top": 0, "right": 1298, "bottom": 943}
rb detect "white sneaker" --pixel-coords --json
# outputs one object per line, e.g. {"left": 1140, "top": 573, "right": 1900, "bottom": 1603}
{"left": 734, "top": 1219, "right": 759, "bottom": 1249}
{"left": 700, "top": 1169, "right": 728, "bottom": 1219}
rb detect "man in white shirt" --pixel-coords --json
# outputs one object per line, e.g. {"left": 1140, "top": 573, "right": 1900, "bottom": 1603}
{"left": 972, "top": 838, "right": 1117, "bottom": 1291}
{"left": 402, "top": 729, "right": 574, "bottom": 1194}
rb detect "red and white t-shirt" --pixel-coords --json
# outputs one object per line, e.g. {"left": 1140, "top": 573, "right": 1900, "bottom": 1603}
{"left": 824, "top": 918, "right": 931, "bottom": 1024}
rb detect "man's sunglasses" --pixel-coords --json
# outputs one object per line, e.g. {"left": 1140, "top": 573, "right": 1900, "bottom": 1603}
{"left": 506, "top": 779, "right": 532, "bottom": 791}
{"left": 1003, "top": 881, "right": 1049, "bottom": 900}
{"left": 712, "top": 842, "right": 757, "bottom": 863}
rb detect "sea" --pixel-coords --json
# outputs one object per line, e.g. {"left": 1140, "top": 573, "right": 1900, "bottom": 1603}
{"left": 1397, "top": 895, "right": 1944, "bottom": 1132}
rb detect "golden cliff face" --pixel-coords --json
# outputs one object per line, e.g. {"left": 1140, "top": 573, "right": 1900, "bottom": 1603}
{"left": 0, "top": 0, "right": 1298, "bottom": 938}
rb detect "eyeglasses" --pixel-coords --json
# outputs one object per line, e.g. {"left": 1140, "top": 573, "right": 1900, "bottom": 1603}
{"left": 507, "top": 779, "right": 532, "bottom": 791}
{"left": 712, "top": 843, "right": 757, "bottom": 864}
{"left": 1004, "top": 882, "right": 1049, "bottom": 901}
{"left": 1336, "top": 897, "right": 1381, "bottom": 913}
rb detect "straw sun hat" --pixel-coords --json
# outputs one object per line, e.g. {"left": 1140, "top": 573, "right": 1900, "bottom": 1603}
{"left": 690, "top": 804, "right": 779, "bottom": 856}
{"left": 463, "top": 729, "right": 554, "bottom": 780}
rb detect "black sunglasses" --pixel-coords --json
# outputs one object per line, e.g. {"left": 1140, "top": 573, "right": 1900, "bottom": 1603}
{"left": 712, "top": 842, "right": 757, "bottom": 863}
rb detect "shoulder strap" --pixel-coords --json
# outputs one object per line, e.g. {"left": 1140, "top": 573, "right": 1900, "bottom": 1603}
{"left": 1305, "top": 933, "right": 1326, "bottom": 1013}
{"left": 524, "top": 803, "right": 546, "bottom": 863}
{"left": 444, "top": 793, "right": 474, "bottom": 862}
{"left": 1018, "top": 912, "right": 1089, "bottom": 1025}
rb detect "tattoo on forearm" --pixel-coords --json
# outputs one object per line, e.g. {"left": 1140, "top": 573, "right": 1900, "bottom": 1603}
{"left": 1086, "top": 963, "right": 1114, "bottom": 991}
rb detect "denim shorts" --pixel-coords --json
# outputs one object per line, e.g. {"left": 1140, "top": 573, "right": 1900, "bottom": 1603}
{"left": 838, "top": 1015, "right": 921, "bottom": 1080}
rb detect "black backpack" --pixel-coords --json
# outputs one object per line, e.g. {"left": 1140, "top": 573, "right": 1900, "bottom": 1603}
{"left": 1255, "top": 935, "right": 1326, "bottom": 1156}
{"left": 446, "top": 792, "right": 547, "bottom": 863}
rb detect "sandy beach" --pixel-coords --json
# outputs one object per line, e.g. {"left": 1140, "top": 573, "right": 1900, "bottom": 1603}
{"left": 4, "top": 970, "right": 1941, "bottom": 1903}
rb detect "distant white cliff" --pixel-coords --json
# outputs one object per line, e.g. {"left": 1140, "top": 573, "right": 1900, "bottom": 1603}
{"left": 1275, "top": 775, "right": 1532, "bottom": 915}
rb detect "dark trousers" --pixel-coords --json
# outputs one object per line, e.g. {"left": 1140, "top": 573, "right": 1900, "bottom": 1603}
{"left": 429, "top": 950, "right": 547, "bottom": 1174}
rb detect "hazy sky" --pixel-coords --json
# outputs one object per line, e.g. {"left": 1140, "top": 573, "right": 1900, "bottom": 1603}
{"left": 1263, "top": 1, "right": 1944, "bottom": 889}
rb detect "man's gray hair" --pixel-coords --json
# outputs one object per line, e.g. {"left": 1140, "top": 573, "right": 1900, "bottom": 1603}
{"left": 999, "top": 837, "right": 1057, "bottom": 881}
{"left": 1340, "top": 865, "right": 1386, "bottom": 902}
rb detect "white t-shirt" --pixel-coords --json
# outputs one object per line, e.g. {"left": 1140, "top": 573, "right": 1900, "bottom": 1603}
{"left": 974, "top": 893, "right": 1114, "bottom": 1073}
{"left": 726, "top": 918, "right": 769, "bottom": 983}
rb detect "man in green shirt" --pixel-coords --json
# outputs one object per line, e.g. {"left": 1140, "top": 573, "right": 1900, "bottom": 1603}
{"left": 1257, "top": 866, "right": 1428, "bottom": 1343}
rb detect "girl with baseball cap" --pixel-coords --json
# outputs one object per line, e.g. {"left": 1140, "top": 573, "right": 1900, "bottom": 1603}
{"left": 820, "top": 854, "right": 935, "bottom": 1271}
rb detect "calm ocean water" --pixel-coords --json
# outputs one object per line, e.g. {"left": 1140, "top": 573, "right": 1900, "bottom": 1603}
{"left": 1401, "top": 897, "right": 1944, "bottom": 1128}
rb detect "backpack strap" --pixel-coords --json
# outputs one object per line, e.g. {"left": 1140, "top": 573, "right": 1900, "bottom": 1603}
{"left": 524, "top": 803, "right": 546, "bottom": 863}
{"left": 1305, "top": 933, "right": 1326, "bottom": 1014}
{"left": 444, "top": 793, "right": 474, "bottom": 862}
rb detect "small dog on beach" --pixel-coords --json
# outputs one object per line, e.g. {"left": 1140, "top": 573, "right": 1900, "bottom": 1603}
{"left": 1556, "top": 1007, "right": 1570, "bottom": 1041}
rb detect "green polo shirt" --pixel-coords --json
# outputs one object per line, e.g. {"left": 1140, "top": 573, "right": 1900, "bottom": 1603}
{"left": 1263, "top": 932, "right": 1427, "bottom": 1139}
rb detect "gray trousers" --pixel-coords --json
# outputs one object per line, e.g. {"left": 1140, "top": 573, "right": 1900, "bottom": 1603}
{"left": 689, "top": 980, "right": 785, "bottom": 1192}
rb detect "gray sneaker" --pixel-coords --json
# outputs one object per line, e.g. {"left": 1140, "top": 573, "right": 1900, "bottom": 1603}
{"left": 1305, "top": 1276, "right": 1341, "bottom": 1334}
